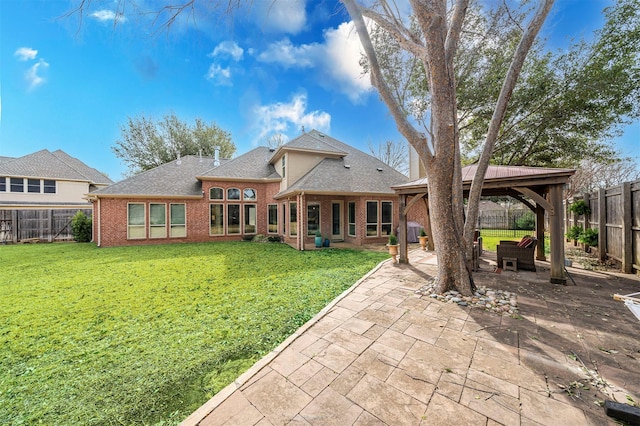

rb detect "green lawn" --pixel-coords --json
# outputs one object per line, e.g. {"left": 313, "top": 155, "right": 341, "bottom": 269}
{"left": 0, "top": 242, "right": 387, "bottom": 425}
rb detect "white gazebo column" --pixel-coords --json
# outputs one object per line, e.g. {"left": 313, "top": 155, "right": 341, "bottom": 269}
{"left": 549, "top": 184, "right": 566, "bottom": 284}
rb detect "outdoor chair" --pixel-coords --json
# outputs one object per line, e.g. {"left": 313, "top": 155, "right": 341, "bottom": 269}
{"left": 496, "top": 237, "right": 537, "bottom": 271}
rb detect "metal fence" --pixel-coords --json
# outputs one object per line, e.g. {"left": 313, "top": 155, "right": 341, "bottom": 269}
{"left": 0, "top": 209, "right": 92, "bottom": 243}
{"left": 477, "top": 209, "right": 536, "bottom": 237}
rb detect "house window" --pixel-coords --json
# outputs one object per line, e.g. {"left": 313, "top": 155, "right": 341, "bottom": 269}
{"left": 307, "top": 203, "right": 320, "bottom": 236}
{"left": 243, "top": 188, "right": 257, "bottom": 201}
{"left": 43, "top": 180, "right": 56, "bottom": 194}
{"left": 28, "top": 179, "right": 41, "bottom": 193}
{"left": 0, "top": 177, "right": 5, "bottom": 192}
{"left": 289, "top": 202, "right": 297, "bottom": 236}
{"left": 282, "top": 155, "right": 286, "bottom": 178}
{"left": 268, "top": 204, "right": 278, "bottom": 234}
{"left": 244, "top": 204, "right": 257, "bottom": 234}
{"left": 170, "top": 204, "right": 186, "bottom": 238}
{"left": 282, "top": 203, "right": 287, "bottom": 235}
{"left": 10, "top": 178, "right": 24, "bottom": 193}
{"left": 127, "top": 203, "right": 146, "bottom": 239}
{"left": 149, "top": 203, "right": 167, "bottom": 238}
{"left": 348, "top": 202, "right": 356, "bottom": 237}
{"left": 227, "top": 188, "right": 240, "bottom": 200}
{"left": 381, "top": 201, "right": 393, "bottom": 236}
{"left": 228, "top": 204, "right": 240, "bottom": 234}
{"left": 210, "top": 204, "right": 224, "bottom": 235}
{"left": 366, "top": 201, "right": 378, "bottom": 236}
{"left": 210, "top": 187, "right": 224, "bottom": 200}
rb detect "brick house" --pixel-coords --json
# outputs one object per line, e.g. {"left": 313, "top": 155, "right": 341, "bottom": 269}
{"left": 89, "top": 130, "right": 409, "bottom": 249}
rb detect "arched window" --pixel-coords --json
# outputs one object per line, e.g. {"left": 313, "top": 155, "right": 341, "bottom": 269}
{"left": 243, "top": 188, "right": 257, "bottom": 201}
{"left": 227, "top": 188, "right": 241, "bottom": 200}
{"left": 209, "top": 187, "right": 224, "bottom": 200}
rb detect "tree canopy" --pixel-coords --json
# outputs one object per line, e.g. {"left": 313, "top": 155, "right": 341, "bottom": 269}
{"left": 113, "top": 114, "right": 236, "bottom": 175}
{"left": 366, "top": 0, "right": 640, "bottom": 168}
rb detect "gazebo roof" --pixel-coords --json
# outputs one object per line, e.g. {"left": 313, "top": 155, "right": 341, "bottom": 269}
{"left": 393, "top": 164, "right": 575, "bottom": 194}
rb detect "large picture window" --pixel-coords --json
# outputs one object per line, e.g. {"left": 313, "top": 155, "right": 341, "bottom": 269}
{"left": 170, "top": 204, "right": 186, "bottom": 238}
{"left": 381, "top": 201, "right": 393, "bottom": 236}
{"left": 210, "top": 204, "right": 224, "bottom": 235}
{"left": 210, "top": 187, "right": 224, "bottom": 200}
{"left": 268, "top": 204, "right": 278, "bottom": 234}
{"left": 244, "top": 204, "right": 257, "bottom": 234}
{"left": 307, "top": 204, "right": 320, "bottom": 236}
{"left": 28, "top": 179, "right": 40, "bottom": 193}
{"left": 227, "top": 204, "right": 240, "bottom": 234}
{"left": 366, "top": 201, "right": 378, "bottom": 236}
{"left": 10, "top": 178, "right": 23, "bottom": 193}
{"left": 127, "top": 203, "right": 146, "bottom": 239}
{"left": 348, "top": 202, "right": 356, "bottom": 237}
{"left": 289, "top": 202, "right": 297, "bottom": 236}
{"left": 149, "top": 203, "right": 167, "bottom": 238}
{"left": 43, "top": 180, "right": 56, "bottom": 194}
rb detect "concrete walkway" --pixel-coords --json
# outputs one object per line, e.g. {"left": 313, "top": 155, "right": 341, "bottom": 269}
{"left": 183, "top": 249, "right": 640, "bottom": 425}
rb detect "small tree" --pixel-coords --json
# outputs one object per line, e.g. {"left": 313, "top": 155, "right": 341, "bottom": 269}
{"left": 71, "top": 211, "right": 92, "bottom": 242}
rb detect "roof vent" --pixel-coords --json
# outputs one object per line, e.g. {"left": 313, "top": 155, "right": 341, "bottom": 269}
{"left": 213, "top": 146, "right": 220, "bottom": 167}
{"left": 344, "top": 164, "right": 351, "bottom": 169}
{"left": 318, "top": 133, "right": 325, "bottom": 137}
{"left": 377, "top": 167, "right": 383, "bottom": 172}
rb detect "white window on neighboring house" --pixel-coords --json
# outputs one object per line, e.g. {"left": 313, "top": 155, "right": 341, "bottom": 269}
{"left": 10, "top": 178, "right": 23, "bottom": 193}
{"left": 43, "top": 180, "right": 56, "bottom": 194}
{"left": 28, "top": 179, "right": 40, "bottom": 193}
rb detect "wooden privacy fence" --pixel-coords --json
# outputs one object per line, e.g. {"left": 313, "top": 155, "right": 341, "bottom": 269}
{"left": 0, "top": 209, "right": 91, "bottom": 243}
{"left": 566, "top": 179, "right": 640, "bottom": 275}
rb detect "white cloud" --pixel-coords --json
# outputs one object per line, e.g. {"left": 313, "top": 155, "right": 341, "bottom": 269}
{"left": 90, "top": 9, "right": 126, "bottom": 23}
{"left": 14, "top": 47, "right": 38, "bottom": 61}
{"left": 252, "top": 0, "right": 307, "bottom": 35}
{"left": 206, "top": 64, "right": 232, "bottom": 86}
{"left": 252, "top": 93, "right": 331, "bottom": 144}
{"left": 26, "top": 59, "right": 49, "bottom": 90}
{"left": 210, "top": 41, "right": 244, "bottom": 62}
{"left": 257, "top": 38, "right": 317, "bottom": 68}
{"left": 256, "top": 21, "right": 372, "bottom": 103}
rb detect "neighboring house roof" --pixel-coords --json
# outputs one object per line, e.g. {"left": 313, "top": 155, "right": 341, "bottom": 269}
{"left": 0, "top": 156, "right": 15, "bottom": 164}
{"left": 199, "top": 147, "right": 280, "bottom": 181}
{"left": 91, "top": 155, "right": 218, "bottom": 197}
{"left": 0, "top": 149, "right": 113, "bottom": 185}
{"left": 274, "top": 130, "right": 408, "bottom": 197}
{"left": 478, "top": 200, "right": 506, "bottom": 211}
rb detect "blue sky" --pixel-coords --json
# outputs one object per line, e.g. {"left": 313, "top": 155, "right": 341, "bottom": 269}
{"left": 1, "top": 0, "right": 638, "bottom": 180}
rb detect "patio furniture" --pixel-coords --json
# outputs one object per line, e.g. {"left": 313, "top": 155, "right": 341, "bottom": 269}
{"left": 503, "top": 257, "right": 517, "bottom": 272}
{"left": 497, "top": 238, "right": 537, "bottom": 271}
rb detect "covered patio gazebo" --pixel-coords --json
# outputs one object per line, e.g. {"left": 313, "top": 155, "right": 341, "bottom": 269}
{"left": 392, "top": 165, "right": 575, "bottom": 284}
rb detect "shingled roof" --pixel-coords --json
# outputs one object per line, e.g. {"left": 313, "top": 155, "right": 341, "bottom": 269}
{"left": 274, "top": 130, "right": 408, "bottom": 197}
{"left": 0, "top": 149, "right": 113, "bottom": 185}
{"left": 91, "top": 156, "right": 219, "bottom": 197}
{"left": 199, "top": 147, "right": 280, "bottom": 180}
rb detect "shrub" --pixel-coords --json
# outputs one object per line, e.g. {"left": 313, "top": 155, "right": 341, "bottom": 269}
{"left": 515, "top": 212, "right": 535, "bottom": 230}
{"left": 569, "top": 199, "right": 591, "bottom": 216}
{"left": 566, "top": 225, "right": 583, "bottom": 241}
{"left": 71, "top": 211, "right": 92, "bottom": 242}
{"left": 267, "top": 235, "right": 282, "bottom": 243}
{"left": 388, "top": 234, "right": 398, "bottom": 245}
{"left": 251, "top": 234, "right": 269, "bottom": 243}
{"left": 419, "top": 228, "right": 427, "bottom": 237}
{"left": 579, "top": 228, "right": 598, "bottom": 246}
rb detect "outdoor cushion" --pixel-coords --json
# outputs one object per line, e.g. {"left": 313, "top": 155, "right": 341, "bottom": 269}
{"left": 517, "top": 237, "right": 532, "bottom": 248}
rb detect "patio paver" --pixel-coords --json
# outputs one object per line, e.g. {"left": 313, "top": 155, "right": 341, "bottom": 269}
{"left": 182, "top": 249, "right": 640, "bottom": 426}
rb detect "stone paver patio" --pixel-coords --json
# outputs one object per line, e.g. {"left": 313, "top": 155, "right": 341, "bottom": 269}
{"left": 182, "top": 249, "right": 640, "bottom": 425}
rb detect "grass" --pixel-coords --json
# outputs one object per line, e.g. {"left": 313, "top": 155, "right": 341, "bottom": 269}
{"left": 0, "top": 242, "right": 387, "bottom": 425}
{"left": 478, "top": 229, "right": 549, "bottom": 254}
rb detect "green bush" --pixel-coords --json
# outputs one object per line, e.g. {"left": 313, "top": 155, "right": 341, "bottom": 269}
{"left": 579, "top": 228, "right": 598, "bottom": 246}
{"left": 515, "top": 212, "right": 535, "bottom": 230}
{"left": 70, "top": 211, "right": 92, "bottom": 242}
{"left": 566, "top": 225, "right": 583, "bottom": 241}
{"left": 388, "top": 234, "right": 398, "bottom": 245}
{"left": 569, "top": 199, "right": 591, "bottom": 216}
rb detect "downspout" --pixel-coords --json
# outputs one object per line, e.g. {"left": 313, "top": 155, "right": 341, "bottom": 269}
{"left": 300, "top": 192, "right": 305, "bottom": 251}
{"left": 97, "top": 197, "right": 101, "bottom": 247}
